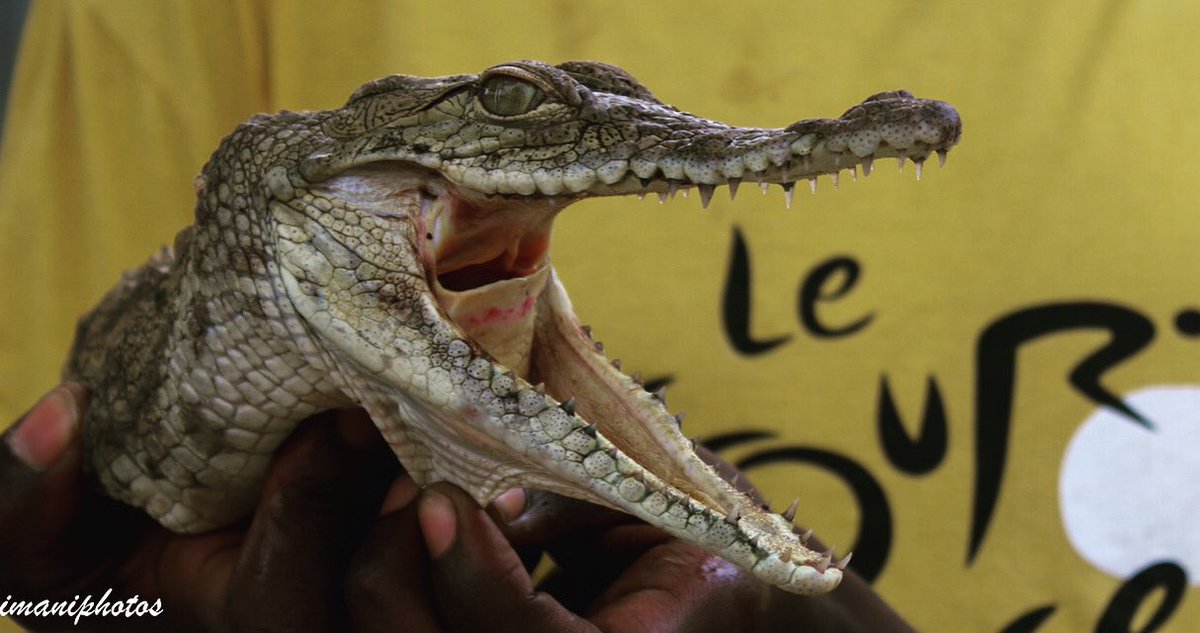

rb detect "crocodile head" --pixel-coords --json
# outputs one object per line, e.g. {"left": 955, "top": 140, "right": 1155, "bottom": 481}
{"left": 263, "top": 60, "right": 960, "bottom": 594}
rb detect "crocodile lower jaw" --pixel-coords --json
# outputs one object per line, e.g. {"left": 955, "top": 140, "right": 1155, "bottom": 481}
{"left": 386, "top": 170, "right": 849, "bottom": 594}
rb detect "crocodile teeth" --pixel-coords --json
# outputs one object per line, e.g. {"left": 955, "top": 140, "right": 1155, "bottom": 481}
{"left": 815, "top": 550, "right": 834, "bottom": 573}
{"left": 835, "top": 552, "right": 853, "bottom": 571}
{"left": 937, "top": 149, "right": 949, "bottom": 168}
{"left": 808, "top": 177, "right": 817, "bottom": 194}
{"left": 781, "top": 182, "right": 795, "bottom": 209}
{"left": 728, "top": 177, "right": 741, "bottom": 200}
{"left": 782, "top": 497, "right": 800, "bottom": 523}
{"left": 831, "top": 171, "right": 840, "bottom": 190}
{"left": 862, "top": 156, "right": 874, "bottom": 176}
{"left": 915, "top": 160, "right": 924, "bottom": 181}
{"left": 726, "top": 505, "right": 742, "bottom": 525}
{"left": 698, "top": 184, "right": 715, "bottom": 208}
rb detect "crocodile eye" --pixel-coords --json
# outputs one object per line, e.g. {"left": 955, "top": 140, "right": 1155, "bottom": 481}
{"left": 478, "top": 76, "right": 545, "bottom": 117}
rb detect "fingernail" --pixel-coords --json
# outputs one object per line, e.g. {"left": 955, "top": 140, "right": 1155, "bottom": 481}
{"left": 492, "top": 488, "right": 527, "bottom": 523}
{"left": 378, "top": 476, "right": 420, "bottom": 516}
{"left": 418, "top": 489, "right": 457, "bottom": 559}
{"left": 8, "top": 384, "right": 85, "bottom": 471}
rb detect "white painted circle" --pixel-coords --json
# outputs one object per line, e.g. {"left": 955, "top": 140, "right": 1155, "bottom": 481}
{"left": 1059, "top": 385, "right": 1200, "bottom": 584}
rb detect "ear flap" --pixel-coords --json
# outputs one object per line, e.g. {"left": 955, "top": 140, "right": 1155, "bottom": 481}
{"left": 555, "top": 61, "right": 662, "bottom": 104}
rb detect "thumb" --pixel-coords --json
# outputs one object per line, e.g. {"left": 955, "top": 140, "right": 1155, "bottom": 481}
{"left": 419, "top": 483, "right": 598, "bottom": 632}
{"left": 0, "top": 384, "right": 89, "bottom": 591}
{"left": 4, "top": 383, "right": 86, "bottom": 471}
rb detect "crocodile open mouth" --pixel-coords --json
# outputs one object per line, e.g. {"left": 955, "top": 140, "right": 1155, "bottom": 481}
{"left": 289, "top": 75, "right": 962, "bottom": 595}
{"left": 411, "top": 171, "right": 765, "bottom": 547}
{"left": 421, "top": 187, "right": 563, "bottom": 292}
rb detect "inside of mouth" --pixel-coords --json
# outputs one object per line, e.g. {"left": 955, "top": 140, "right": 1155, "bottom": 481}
{"left": 418, "top": 178, "right": 737, "bottom": 515}
{"left": 436, "top": 231, "right": 551, "bottom": 291}
{"left": 427, "top": 190, "right": 557, "bottom": 292}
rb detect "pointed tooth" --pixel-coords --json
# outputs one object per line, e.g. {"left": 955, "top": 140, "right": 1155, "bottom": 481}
{"left": 667, "top": 181, "right": 679, "bottom": 199}
{"left": 612, "top": 358, "right": 622, "bottom": 370}
{"left": 728, "top": 177, "right": 741, "bottom": 200}
{"left": 680, "top": 186, "right": 689, "bottom": 198}
{"left": 637, "top": 192, "right": 647, "bottom": 201}
{"left": 594, "top": 341, "right": 605, "bottom": 354}
{"left": 689, "top": 437, "right": 698, "bottom": 450}
{"left": 725, "top": 505, "right": 741, "bottom": 525}
{"left": 808, "top": 177, "right": 817, "bottom": 194}
{"left": 937, "top": 149, "right": 949, "bottom": 168}
{"left": 581, "top": 325, "right": 593, "bottom": 340}
{"left": 782, "top": 497, "right": 799, "bottom": 523}
{"left": 862, "top": 156, "right": 874, "bottom": 176}
{"left": 698, "top": 183, "right": 715, "bottom": 208}
{"left": 755, "top": 170, "right": 768, "bottom": 193}
{"left": 800, "top": 528, "right": 814, "bottom": 545}
{"left": 759, "top": 180, "right": 770, "bottom": 194}
{"left": 816, "top": 550, "right": 833, "bottom": 573}
{"left": 534, "top": 383, "right": 546, "bottom": 394}
{"left": 560, "top": 397, "right": 577, "bottom": 415}
{"left": 582, "top": 424, "right": 598, "bottom": 438}
{"left": 653, "top": 386, "right": 667, "bottom": 403}
{"left": 632, "top": 371, "right": 643, "bottom": 385}
{"left": 850, "top": 165, "right": 858, "bottom": 182}
{"left": 831, "top": 171, "right": 840, "bottom": 190}
{"left": 782, "top": 181, "right": 795, "bottom": 209}
{"left": 835, "top": 552, "right": 853, "bottom": 570}
{"left": 896, "top": 155, "right": 906, "bottom": 172}
{"left": 674, "top": 411, "right": 686, "bottom": 427}
{"left": 914, "top": 160, "right": 924, "bottom": 181}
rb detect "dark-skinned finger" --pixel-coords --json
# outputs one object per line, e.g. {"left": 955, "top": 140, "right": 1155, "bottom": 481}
{"left": 420, "top": 483, "right": 598, "bottom": 633}
{"left": 345, "top": 475, "right": 444, "bottom": 633}
{"left": 225, "top": 408, "right": 396, "bottom": 632}
{"left": 0, "top": 384, "right": 97, "bottom": 594}
{"left": 588, "top": 539, "right": 768, "bottom": 633}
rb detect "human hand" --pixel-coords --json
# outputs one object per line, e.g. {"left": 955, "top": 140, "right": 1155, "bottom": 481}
{"left": 1, "top": 384, "right": 913, "bottom": 632}
{"left": 347, "top": 446, "right": 916, "bottom": 633}
{"left": 0, "top": 383, "right": 400, "bottom": 632}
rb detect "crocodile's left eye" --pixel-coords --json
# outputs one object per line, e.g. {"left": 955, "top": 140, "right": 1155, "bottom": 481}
{"left": 478, "top": 76, "right": 545, "bottom": 117}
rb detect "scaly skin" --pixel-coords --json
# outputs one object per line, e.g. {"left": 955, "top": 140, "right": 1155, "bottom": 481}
{"left": 65, "top": 60, "right": 961, "bottom": 595}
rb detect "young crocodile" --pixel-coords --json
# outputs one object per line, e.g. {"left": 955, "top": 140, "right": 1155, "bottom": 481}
{"left": 65, "top": 60, "right": 961, "bottom": 595}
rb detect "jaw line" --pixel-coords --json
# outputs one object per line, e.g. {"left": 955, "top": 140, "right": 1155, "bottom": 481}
{"left": 309, "top": 161, "right": 845, "bottom": 594}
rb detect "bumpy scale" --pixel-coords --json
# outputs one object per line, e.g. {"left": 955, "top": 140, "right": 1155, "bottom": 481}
{"left": 66, "top": 60, "right": 961, "bottom": 595}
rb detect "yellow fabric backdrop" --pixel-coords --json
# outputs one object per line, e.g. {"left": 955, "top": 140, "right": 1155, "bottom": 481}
{"left": 2, "top": 1, "right": 1198, "bottom": 630}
